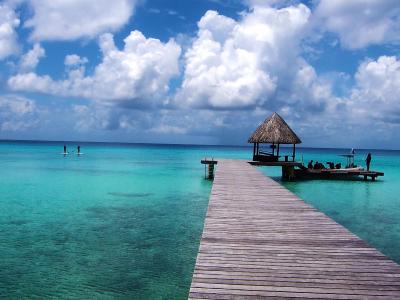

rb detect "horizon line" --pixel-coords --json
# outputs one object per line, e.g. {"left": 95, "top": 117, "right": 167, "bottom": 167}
{"left": 0, "top": 138, "right": 399, "bottom": 152}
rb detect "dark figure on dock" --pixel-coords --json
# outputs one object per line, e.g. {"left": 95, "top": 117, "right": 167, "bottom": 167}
{"left": 314, "top": 161, "right": 324, "bottom": 169}
{"left": 307, "top": 160, "right": 313, "bottom": 169}
{"left": 327, "top": 162, "right": 335, "bottom": 169}
{"left": 63, "top": 145, "right": 67, "bottom": 154}
{"left": 366, "top": 153, "right": 372, "bottom": 171}
{"left": 77, "top": 145, "right": 81, "bottom": 154}
{"left": 335, "top": 163, "right": 342, "bottom": 169}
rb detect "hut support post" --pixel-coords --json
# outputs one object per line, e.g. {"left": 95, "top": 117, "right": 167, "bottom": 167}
{"left": 253, "top": 143, "right": 256, "bottom": 159}
{"left": 277, "top": 144, "right": 280, "bottom": 158}
{"left": 292, "top": 144, "right": 296, "bottom": 162}
{"left": 272, "top": 142, "right": 275, "bottom": 156}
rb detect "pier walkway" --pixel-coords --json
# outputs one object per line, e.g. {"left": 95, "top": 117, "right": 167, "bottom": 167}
{"left": 189, "top": 160, "right": 400, "bottom": 299}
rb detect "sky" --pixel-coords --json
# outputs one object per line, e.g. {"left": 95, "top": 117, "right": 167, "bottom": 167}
{"left": 0, "top": 0, "right": 400, "bottom": 148}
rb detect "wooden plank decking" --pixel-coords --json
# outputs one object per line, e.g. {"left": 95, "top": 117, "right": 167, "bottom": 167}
{"left": 189, "top": 160, "right": 400, "bottom": 299}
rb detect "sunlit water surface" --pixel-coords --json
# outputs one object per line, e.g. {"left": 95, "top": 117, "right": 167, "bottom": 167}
{"left": 0, "top": 142, "right": 399, "bottom": 299}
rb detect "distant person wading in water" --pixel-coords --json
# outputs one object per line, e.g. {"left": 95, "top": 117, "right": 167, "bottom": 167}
{"left": 366, "top": 153, "right": 372, "bottom": 171}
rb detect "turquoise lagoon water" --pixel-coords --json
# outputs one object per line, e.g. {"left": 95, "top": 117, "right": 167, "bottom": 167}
{"left": 0, "top": 141, "right": 400, "bottom": 299}
{"left": 261, "top": 148, "right": 400, "bottom": 264}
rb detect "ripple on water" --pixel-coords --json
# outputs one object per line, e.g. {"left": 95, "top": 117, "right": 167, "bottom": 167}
{"left": 0, "top": 142, "right": 214, "bottom": 299}
{"left": 107, "top": 192, "right": 153, "bottom": 198}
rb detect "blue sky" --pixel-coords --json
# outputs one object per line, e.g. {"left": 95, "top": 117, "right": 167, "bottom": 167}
{"left": 1, "top": 0, "right": 400, "bottom": 148}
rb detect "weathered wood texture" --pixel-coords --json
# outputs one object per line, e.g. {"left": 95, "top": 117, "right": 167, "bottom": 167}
{"left": 189, "top": 160, "right": 400, "bottom": 299}
{"left": 248, "top": 161, "right": 304, "bottom": 168}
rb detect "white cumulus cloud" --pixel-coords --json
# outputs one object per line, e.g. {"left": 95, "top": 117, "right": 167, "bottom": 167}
{"left": 176, "top": 4, "right": 314, "bottom": 109}
{"left": 64, "top": 54, "right": 88, "bottom": 67}
{"left": 19, "top": 43, "right": 45, "bottom": 71}
{"left": 25, "top": 0, "right": 137, "bottom": 41}
{"left": 0, "top": 2, "right": 20, "bottom": 60}
{"left": 72, "top": 104, "right": 117, "bottom": 131}
{"left": 8, "top": 30, "right": 181, "bottom": 104}
{"left": 316, "top": 0, "right": 400, "bottom": 49}
{"left": 287, "top": 55, "right": 400, "bottom": 147}
{"left": 0, "top": 95, "right": 38, "bottom": 131}
{"left": 350, "top": 56, "right": 400, "bottom": 121}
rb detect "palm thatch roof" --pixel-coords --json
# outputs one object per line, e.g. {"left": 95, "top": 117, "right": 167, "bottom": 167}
{"left": 248, "top": 112, "right": 301, "bottom": 144}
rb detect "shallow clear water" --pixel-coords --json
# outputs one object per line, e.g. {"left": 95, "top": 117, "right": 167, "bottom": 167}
{"left": 260, "top": 148, "right": 400, "bottom": 264}
{"left": 0, "top": 142, "right": 400, "bottom": 299}
{"left": 0, "top": 142, "right": 220, "bottom": 299}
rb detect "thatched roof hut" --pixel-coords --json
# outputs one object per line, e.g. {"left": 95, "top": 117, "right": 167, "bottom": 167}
{"left": 248, "top": 112, "right": 301, "bottom": 162}
{"left": 248, "top": 112, "right": 301, "bottom": 144}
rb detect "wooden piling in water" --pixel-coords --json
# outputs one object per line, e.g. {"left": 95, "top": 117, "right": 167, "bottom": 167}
{"left": 201, "top": 158, "right": 218, "bottom": 180}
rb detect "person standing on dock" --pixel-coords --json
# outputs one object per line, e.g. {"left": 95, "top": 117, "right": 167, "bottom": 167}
{"left": 366, "top": 153, "right": 372, "bottom": 171}
{"left": 77, "top": 145, "right": 81, "bottom": 155}
{"left": 307, "top": 160, "right": 313, "bottom": 169}
{"left": 63, "top": 145, "right": 67, "bottom": 154}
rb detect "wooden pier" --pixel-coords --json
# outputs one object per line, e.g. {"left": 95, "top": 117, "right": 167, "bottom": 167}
{"left": 248, "top": 161, "right": 384, "bottom": 181}
{"left": 189, "top": 160, "right": 400, "bottom": 299}
{"left": 303, "top": 168, "right": 384, "bottom": 181}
